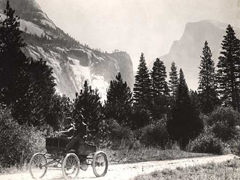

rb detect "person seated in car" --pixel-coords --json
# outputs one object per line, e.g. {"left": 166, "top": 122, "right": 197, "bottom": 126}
{"left": 65, "top": 121, "right": 87, "bottom": 151}
{"left": 57, "top": 122, "right": 76, "bottom": 138}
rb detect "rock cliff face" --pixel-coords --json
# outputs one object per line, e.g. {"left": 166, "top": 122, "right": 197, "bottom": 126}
{"left": 0, "top": 0, "right": 134, "bottom": 100}
{"left": 149, "top": 20, "right": 240, "bottom": 90}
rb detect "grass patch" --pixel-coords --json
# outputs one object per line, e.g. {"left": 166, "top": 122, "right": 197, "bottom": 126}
{"left": 102, "top": 147, "right": 210, "bottom": 164}
{"left": 134, "top": 158, "right": 240, "bottom": 180}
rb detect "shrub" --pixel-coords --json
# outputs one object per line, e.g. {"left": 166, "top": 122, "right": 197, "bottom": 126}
{"left": 0, "top": 107, "right": 45, "bottom": 168}
{"left": 98, "top": 119, "right": 134, "bottom": 150}
{"left": 227, "top": 138, "right": 240, "bottom": 155}
{"left": 207, "top": 107, "right": 240, "bottom": 142}
{"left": 139, "top": 119, "right": 169, "bottom": 148}
{"left": 131, "top": 108, "right": 152, "bottom": 129}
{"left": 0, "top": 108, "right": 21, "bottom": 167}
{"left": 186, "top": 127, "right": 224, "bottom": 154}
{"left": 20, "top": 125, "right": 46, "bottom": 161}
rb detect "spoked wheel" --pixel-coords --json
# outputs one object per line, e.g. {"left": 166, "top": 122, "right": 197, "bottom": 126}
{"left": 62, "top": 153, "right": 80, "bottom": 180}
{"left": 92, "top": 151, "right": 108, "bottom": 177}
{"left": 29, "top": 153, "right": 47, "bottom": 179}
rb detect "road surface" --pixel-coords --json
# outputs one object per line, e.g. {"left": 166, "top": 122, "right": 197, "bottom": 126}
{"left": 0, "top": 154, "right": 238, "bottom": 180}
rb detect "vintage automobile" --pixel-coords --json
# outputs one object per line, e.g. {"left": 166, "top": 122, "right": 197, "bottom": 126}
{"left": 29, "top": 136, "right": 108, "bottom": 180}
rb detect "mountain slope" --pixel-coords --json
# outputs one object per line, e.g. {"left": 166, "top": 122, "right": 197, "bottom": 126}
{"left": 0, "top": 0, "right": 134, "bottom": 100}
{"left": 149, "top": 20, "right": 240, "bottom": 90}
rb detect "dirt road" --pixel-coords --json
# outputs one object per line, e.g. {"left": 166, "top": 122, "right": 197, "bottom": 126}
{"left": 0, "top": 154, "right": 238, "bottom": 180}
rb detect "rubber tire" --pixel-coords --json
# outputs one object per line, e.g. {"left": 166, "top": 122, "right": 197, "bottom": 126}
{"left": 62, "top": 153, "right": 80, "bottom": 180}
{"left": 29, "top": 153, "right": 47, "bottom": 179}
{"left": 92, "top": 151, "right": 108, "bottom": 177}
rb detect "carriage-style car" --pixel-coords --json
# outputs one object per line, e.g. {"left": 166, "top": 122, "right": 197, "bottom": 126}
{"left": 29, "top": 137, "right": 108, "bottom": 180}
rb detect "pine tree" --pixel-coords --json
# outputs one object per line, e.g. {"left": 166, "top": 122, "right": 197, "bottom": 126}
{"left": 198, "top": 41, "right": 219, "bottom": 114}
{"left": 73, "top": 81, "right": 103, "bottom": 142}
{"left": 12, "top": 59, "right": 56, "bottom": 126}
{"left": 46, "top": 95, "right": 73, "bottom": 131}
{"left": 133, "top": 53, "right": 152, "bottom": 108}
{"left": 0, "top": 0, "right": 28, "bottom": 105}
{"left": 151, "top": 58, "right": 169, "bottom": 119}
{"left": 132, "top": 53, "right": 152, "bottom": 128}
{"left": 0, "top": 1, "right": 56, "bottom": 126}
{"left": 167, "top": 69, "right": 203, "bottom": 146}
{"left": 189, "top": 90, "right": 201, "bottom": 113}
{"left": 169, "top": 62, "right": 179, "bottom": 100}
{"left": 104, "top": 72, "right": 132, "bottom": 126}
{"left": 217, "top": 25, "right": 240, "bottom": 110}
{"left": 151, "top": 58, "right": 169, "bottom": 96}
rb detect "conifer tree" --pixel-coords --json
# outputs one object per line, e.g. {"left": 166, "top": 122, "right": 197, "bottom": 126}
{"left": 73, "top": 81, "right": 103, "bottom": 141}
{"left": 167, "top": 69, "right": 203, "bottom": 146}
{"left": 151, "top": 58, "right": 169, "bottom": 96}
{"left": 132, "top": 53, "right": 152, "bottom": 128}
{"left": 198, "top": 41, "right": 219, "bottom": 114}
{"left": 217, "top": 25, "right": 240, "bottom": 110}
{"left": 189, "top": 90, "right": 201, "bottom": 113}
{"left": 12, "top": 59, "right": 56, "bottom": 126}
{"left": 169, "top": 62, "right": 178, "bottom": 100}
{"left": 0, "top": 0, "right": 28, "bottom": 105}
{"left": 46, "top": 95, "right": 73, "bottom": 131}
{"left": 104, "top": 72, "right": 132, "bottom": 126}
{"left": 0, "top": 1, "right": 56, "bottom": 127}
{"left": 133, "top": 53, "right": 152, "bottom": 108}
{"left": 151, "top": 58, "right": 169, "bottom": 119}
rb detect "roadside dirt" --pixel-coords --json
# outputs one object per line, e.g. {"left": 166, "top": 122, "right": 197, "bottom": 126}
{"left": 0, "top": 154, "right": 238, "bottom": 180}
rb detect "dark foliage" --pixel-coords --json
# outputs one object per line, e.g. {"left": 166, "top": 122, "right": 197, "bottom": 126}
{"left": 139, "top": 118, "right": 169, "bottom": 148}
{"left": 12, "top": 59, "right": 56, "bottom": 126}
{"left": 0, "top": 1, "right": 56, "bottom": 127}
{"left": 0, "top": 0, "right": 29, "bottom": 105}
{"left": 73, "top": 81, "right": 103, "bottom": 142}
{"left": 46, "top": 94, "right": 73, "bottom": 131}
{"left": 133, "top": 53, "right": 152, "bottom": 109}
{"left": 151, "top": 58, "right": 169, "bottom": 96}
{"left": 0, "top": 107, "right": 45, "bottom": 167}
{"left": 198, "top": 41, "right": 219, "bottom": 114}
{"left": 207, "top": 106, "right": 240, "bottom": 142}
{"left": 130, "top": 107, "right": 152, "bottom": 129}
{"left": 169, "top": 61, "right": 179, "bottom": 100}
{"left": 167, "top": 69, "right": 203, "bottom": 146}
{"left": 104, "top": 72, "right": 133, "bottom": 126}
{"left": 187, "top": 127, "right": 224, "bottom": 155}
{"left": 217, "top": 25, "right": 240, "bottom": 111}
{"left": 151, "top": 94, "right": 169, "bottom": 120}
{"left": 99, "top": 119, "right": 134, "bottom": 150}
{"left": 151, "top": 58, "right": 169, "bottom": 119}
{"left": 189, "top": 90, "right": 201, "bottom": 113}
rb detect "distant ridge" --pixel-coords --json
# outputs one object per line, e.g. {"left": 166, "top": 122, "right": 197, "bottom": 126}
{"left": 149, "top": 20, "right": 240, "bottom": 90}
{"left": 0, "top": 0, "right": 134, "bottom": 99}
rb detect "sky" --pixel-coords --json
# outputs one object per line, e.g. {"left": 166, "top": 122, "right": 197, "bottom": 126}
{"left": 36, "top": 0, "right": 240, "bottom": 70}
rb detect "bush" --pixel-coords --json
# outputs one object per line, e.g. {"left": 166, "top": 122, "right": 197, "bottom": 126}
{"left": 227, "top": 138, "right": 240, "bottom": 155}
{"left": 186, "top": 127, "right": 224, "bottom": 154}
{"left": 20, "top": 125, "right": 46, "bottom": 161}
{"left": 207, "top": 107, "right": 240, "bottom": 142}
{"left": 139, "top": 119, "right": 169, "bottom": 148}
{"left": 0, "top": 107, "right": 45, "bottom": 168}
{"left": 98, "top": 119, "right": 134, "bottom": 150}
{"left": 131, "top": 108, "right": 152, "bottom": 129}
